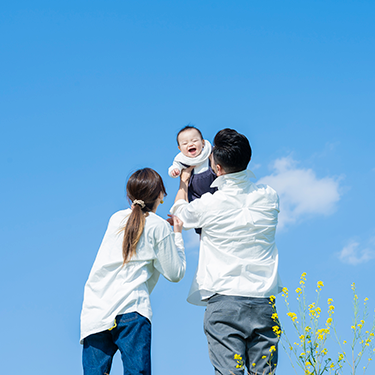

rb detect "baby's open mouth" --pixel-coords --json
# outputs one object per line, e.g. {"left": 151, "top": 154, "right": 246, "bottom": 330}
{"left": 188, "top": 147, "right": 197, "bottom": 154}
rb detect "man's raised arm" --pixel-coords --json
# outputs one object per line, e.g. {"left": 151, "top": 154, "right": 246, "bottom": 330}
{"left": 174, "top": 166, "right": 194, "bottom": 203}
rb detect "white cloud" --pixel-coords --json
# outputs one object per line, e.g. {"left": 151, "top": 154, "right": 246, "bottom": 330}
{"left": 258, "top": 156, "right": 342, "bottom": 229}
{"left": 338, "top": 239, "right": 375, "bottom": 265}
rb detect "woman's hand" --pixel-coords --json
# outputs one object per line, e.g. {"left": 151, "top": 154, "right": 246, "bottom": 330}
{"left": 167, "top": 214, "right": 183, "bottom": 233}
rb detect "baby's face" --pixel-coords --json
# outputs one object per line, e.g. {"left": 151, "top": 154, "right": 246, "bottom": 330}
{"left": 178, "top": 128, "right": 204, "bottom": 158}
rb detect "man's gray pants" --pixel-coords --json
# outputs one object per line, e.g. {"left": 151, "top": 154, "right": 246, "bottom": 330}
{"left": 204, "top": 294, "right": 279, "bottom": 375}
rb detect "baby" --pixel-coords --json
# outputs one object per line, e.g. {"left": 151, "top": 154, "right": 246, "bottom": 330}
{"left": 169, "top": 125, "right": 217, "bottom": 209}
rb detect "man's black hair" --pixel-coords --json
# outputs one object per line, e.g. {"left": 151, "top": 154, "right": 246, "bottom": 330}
{"left": 176, "top": 125, "right": 203, "bottom": 145}
{"left": 213, "top": 128, "right": 252, "bottom": 173}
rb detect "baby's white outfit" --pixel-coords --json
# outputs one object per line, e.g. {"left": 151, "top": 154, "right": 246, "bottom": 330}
{"left": 168, "top": 140, "right": 212, "bottom": 177}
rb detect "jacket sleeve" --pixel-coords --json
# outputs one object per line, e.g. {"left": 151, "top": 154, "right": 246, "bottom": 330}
{"left": 168, "top": 160, "right": 183, "bottom": 178}
{"left": 170, "top": 198, "right": 204, "bottom": 230}
{"left": 153, "top": 230, "right": 186, "bottom": 282}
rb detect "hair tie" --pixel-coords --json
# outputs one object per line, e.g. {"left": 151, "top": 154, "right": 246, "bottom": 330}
{"left": 132, "top": 199, "right": 145, "bottom": 209}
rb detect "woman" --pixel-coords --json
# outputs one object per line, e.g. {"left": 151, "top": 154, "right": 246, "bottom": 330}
{"left": 80, "top": 168, "right": 186, "bottom": 375}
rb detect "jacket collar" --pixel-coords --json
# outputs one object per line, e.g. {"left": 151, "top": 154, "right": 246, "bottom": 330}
{"left": 210, "top": 169, "right": 256, "bottom": 189}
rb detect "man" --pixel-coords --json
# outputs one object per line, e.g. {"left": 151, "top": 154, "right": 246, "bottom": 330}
{"left": 170, "top": 128, "right": 282, "bottom": 375}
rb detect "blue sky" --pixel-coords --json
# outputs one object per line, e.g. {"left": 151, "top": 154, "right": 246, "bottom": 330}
{"left": 1, "top": 1, "right": 374, "bottom": 374}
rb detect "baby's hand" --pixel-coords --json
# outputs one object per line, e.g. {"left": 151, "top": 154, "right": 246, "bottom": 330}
{"left": 171, "top": 168, "right": 181, "bottom": 177}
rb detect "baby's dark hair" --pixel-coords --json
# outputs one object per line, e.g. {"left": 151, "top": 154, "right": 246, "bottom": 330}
{"left": 176, "top": 125, "right": 203, "bottom": 145}
{"left": 213, "top": 128, "right": 252, "bottom": 173}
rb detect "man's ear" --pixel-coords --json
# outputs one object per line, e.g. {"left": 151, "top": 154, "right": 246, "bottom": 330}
{"left": 216, "top": 164, "right": 224, "bottom": 176}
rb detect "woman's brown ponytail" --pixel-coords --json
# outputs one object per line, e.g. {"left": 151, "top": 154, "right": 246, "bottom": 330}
{"left": 122, "top": 168, "right": 166, "bottom": 264}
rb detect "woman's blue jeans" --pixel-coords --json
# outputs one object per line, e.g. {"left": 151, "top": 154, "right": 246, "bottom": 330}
{"left": 82, "top": 312, "right": 151, "bottom": 375}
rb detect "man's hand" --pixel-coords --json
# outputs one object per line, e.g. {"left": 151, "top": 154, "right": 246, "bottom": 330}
{"left": 180, "top": 166, "right": 194, "bottom": 183}
{"left": 174, "top": 166, "right": 194, "bottom": 203}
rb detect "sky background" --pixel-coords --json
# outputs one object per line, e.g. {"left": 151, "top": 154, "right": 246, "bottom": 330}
{"left": 1, "top": 1, "right": 374, "bottom": 374}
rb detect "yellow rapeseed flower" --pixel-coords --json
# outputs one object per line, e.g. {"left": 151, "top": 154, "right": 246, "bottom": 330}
{"left": 287, "top": 312, "right": 297, "bottom": 322}
{"left": 272, "top": 325, "right": 282, "bottom": 337}
{"left": 262, "top": 355, "right": 267, "bottom": 359}
{"left": 234, "top": 354, "right": 244, "bottom": 369}
{"left": 269, "top": 345, "right": 276, "bottom": 353}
